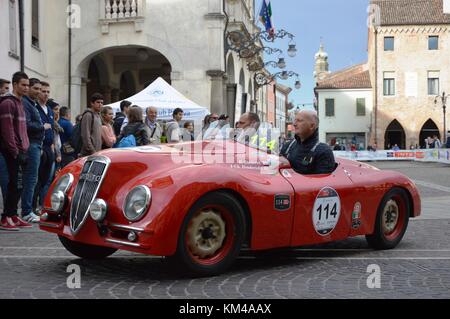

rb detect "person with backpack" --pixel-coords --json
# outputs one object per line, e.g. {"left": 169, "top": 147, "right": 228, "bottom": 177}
{"left": 80, "top": 93, "right": 103, "bottom": 157}
{"left": 113, "top": 100, "right": 131, "bottom": 137}
{"left": 117, "top": 106, "right": 150, "bottom": 147}
{"left": 165, "top": 108, "right": 184, "bottom": 143}
{"left": 0, "top": 72, "right": 31, "bottom": 231}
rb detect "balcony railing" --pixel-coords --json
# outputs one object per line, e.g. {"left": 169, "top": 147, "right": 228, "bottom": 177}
{"left": 99, "top": 0, "right": 145, "bottom": 33}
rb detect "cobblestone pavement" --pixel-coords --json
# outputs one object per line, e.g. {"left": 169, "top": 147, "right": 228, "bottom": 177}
{"left": 0, "top": 161, "right": 449, "bottom": 299}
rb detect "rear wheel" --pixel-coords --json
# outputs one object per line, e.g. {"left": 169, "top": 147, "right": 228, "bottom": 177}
{"left": 58, "top": 236, "right": 117, "bottom": 259}
{"left": 173, "top": 192, "right": 246, "bottom": 276}
{"left": 366, "top": 188, "right": 410, "bottom": 250}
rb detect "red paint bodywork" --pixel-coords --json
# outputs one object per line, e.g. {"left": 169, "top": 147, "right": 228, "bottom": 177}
{"left": 40, "top": 141, "right": 421, "bottom": 256}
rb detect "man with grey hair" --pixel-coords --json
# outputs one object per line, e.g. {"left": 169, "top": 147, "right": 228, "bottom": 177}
{"left": 280, "top": 110, "right": 336, "bottom": 175}
{"left": 145, "top": 106, "right": 163, "bottom": 145}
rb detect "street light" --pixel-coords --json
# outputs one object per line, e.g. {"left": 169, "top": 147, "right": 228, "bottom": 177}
{"left": 226, "top": 29, "right": 297, "bottom": 60}
{"left": 434, "top": 92, "right": 449, "bottom": 143}
{"left": 254, "top": 71, "right": 301, "bottom": 89}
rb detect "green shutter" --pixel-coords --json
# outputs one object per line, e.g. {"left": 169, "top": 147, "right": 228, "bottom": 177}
{"left": 356, "top": 98, "right": 366, "bottom": 116}
{"left": 325, "top": 99, "right": 335, "bottom": 117}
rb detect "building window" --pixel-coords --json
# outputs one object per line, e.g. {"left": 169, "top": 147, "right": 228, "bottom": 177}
{"left": 428, "top": 71, "right": 440, "bottom": 95}
{"left": 383, "top": 72, "right": 396, "bottom": 96}
{"left": 384, "top": 37, "right": 394, "bottom": 51}
{"left": 356, "top": 98, "right": 366, "bottom": 116}
{"left": 9, "top": 0, "right": 18, "bottom": 55}
{"left": 429, "top": 36, "right": 439, "bottom": 50}
{"left": 325, "top": 99, "right": 335, "bottom": 117}
{"left": 32, "top": 0, "right": 39, "bottom": 48}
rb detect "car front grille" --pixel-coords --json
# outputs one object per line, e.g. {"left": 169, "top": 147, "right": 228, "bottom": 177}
{"left": 70, "top": 156, "right": 110, "bottom": 234}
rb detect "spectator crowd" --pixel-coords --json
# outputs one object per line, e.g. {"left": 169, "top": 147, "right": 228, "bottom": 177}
{"left": 0, "top": 72, "right": 238, "bottom": 231}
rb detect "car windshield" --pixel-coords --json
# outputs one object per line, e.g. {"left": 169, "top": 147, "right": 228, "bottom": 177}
{"left": 203, "top": 122, "right": 282, "bottom": 155}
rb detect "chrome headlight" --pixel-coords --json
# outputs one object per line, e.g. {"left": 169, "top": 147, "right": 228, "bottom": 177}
{"left": 123, "top": 186, "right": 151, "bottom": 221}
{"left": 50, "top": 174, "right": 74, "bottom": 212}
{"left": 51, "top": 191, "right": 65, "bottom": 212}
{"left": 89, "top": 199, "right": 108, "bottom": 222}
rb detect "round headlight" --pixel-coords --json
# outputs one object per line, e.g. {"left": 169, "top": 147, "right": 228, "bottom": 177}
{"left": 89, "top": 199, "right": 108, "bottom": 222}
{"left": 123, "top": 186, "right": 151, "bottom": 221}
{"left": 53, "top": 174, "right": 74, "bottom": 194}
{"left": 51, "top": 191, "right": 66, "bottom": 212}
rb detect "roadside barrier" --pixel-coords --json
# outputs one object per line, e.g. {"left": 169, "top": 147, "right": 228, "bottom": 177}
{"left": 334, "top": 149, "right": 450, "bottom": 164}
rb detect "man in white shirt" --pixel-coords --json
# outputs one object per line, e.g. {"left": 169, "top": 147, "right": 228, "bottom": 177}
{"left": 145, "top": 106, "right": 163, "bottom": 145}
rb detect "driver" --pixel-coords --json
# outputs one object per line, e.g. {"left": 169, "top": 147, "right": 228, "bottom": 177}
{"left": 280, "top": 110, "right": 336, "bottom": 175}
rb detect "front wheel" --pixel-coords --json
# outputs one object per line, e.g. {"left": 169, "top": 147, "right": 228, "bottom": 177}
{"left": 366, "top": 188, "right": 410, "bottom": 250}
{"left": 173, "top": 192, "right": 246, "bottom": 276}
{"left": 58, "top": 236, "right": 117, "bottom": 259}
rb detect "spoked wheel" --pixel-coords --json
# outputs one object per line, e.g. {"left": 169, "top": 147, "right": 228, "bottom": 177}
{"left": 366, "top": 188, "right": 410, "bottom": 250}
{"left": 174, "top": 192, "right": 246, "bottom": 276}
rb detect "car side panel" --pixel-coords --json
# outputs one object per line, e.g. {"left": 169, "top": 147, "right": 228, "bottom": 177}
{"left": 285, "top": 165, "right": 355, "bottom": 247}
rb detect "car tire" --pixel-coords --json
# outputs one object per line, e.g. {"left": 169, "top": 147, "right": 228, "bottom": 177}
{"left": 58, "top": 236, "right": 117, "bottom": 259}
{"left": 366, "top": 188, "right": 410, "bottom": 250}
{"left": 173, "top": 192, "right": 246, "bottom": 276}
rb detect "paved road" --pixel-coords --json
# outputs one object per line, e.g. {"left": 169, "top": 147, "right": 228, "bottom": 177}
{"left": 0, "top": 161, "right": 449, "bottom": 299}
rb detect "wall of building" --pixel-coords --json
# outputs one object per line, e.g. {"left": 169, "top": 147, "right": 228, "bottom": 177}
{"left": 0, "top": 0, "right": 21, "bottom": 81}
{"left": 374, "top": 25, "right": 450, "bottom": 147}
{"left": 317, "top": 88, "right": 373, "bottom": 146}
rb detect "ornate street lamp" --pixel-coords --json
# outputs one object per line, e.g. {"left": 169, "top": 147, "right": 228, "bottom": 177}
{"left": 434, "top": 92, "right": 449, "bottom": 143}
{"left": 226, "top": 29, "right": 297, "bottom": 60}
{"left": 254, "top": 71, "right": 301, "bottom": 89}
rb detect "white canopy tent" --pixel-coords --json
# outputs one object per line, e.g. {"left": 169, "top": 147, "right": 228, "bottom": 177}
{"left": 106, "top": 77, "right": 209, "bottom": 121}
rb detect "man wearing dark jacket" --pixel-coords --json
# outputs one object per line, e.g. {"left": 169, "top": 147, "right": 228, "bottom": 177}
{"left": 33, "top": 81, "right": 55, "bottom": 211}
{"left": 0, "top": 72, "right": 31, "bottom": 231}
{"left": 21, "top": 78, "right": 45, "bottom": 222}
{"left": 280, "top": 110, "right": 336, "bottom": 175}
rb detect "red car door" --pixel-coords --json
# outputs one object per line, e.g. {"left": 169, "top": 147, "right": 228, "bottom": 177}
{"left": 281, "top": 163, "right": 355, "bottom": 247}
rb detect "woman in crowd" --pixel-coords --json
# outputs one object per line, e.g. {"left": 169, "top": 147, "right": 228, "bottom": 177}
{"left": 100, "top": 106, "right": 117, "bottom": 149}
{"left": 118, "top": 106, "right": 150, "bottom": 146}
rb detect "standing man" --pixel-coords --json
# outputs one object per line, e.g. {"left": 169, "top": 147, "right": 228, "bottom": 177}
{"left": 165, "top": 108, "right": 184, "bottom": 143}
{"left": 0, "top": 72, "right": 31, "bottom": 230}
{"left": 81, "top": 93, "right": 103, "bottom": 156}
{"left": 145, "top": 106, "right": 163, "bottom": 145}
{"left": 280, "top": 110, "right": 336, "bottom": 175}
{"left": 33, "top": 81, "right": 55, "bottom": 212}
{"left": 0, "top": 79, "right": 11, "bottom": 96}
{"left": 21, "top": 78, "right": 45, "bottom": 223}
{"left": 0, "top": 79, "right": 11, "bottom": 209}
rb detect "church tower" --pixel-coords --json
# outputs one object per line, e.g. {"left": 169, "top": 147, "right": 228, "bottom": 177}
{"left": 314, "top": 40, "right": 330, "bottom": 82}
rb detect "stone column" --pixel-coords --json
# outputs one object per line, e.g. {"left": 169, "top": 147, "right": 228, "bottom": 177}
{"left": 207, "top": 70, "right": 226, "bottom": 116}
{"left": 227, "top": 84, "right": 237, "bottom": 125}
{"left": 70, "top": 76, "right": 83, "bottom": 119}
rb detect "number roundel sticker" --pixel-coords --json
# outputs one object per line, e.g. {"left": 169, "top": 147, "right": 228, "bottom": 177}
{"left": 312, "top": 187, "right": 341, "bottom": 236}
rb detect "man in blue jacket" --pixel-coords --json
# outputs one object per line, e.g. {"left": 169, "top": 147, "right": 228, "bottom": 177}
{"left": 33, "top": 81, "right": 55, "bottom": 212}
{"left": 21, "top": 78, "right": 45, "bottom": 223}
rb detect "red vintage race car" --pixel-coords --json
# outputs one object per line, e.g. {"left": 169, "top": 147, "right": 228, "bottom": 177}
{"left": 40, "top": 139, "right": 421, "bottom": 276}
